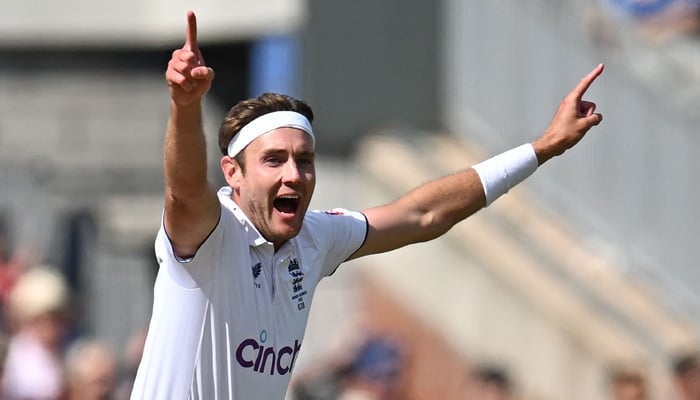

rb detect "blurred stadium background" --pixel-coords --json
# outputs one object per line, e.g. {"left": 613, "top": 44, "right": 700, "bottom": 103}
{"left": 1, "top": 0, "right": 699, "bottom": 399}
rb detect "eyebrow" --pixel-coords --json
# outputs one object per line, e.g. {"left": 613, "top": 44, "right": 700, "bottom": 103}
{"left": 296, "top": 150, "right": 316, "bottom": 158}
{"left": 261, "top": 147, "right": 315, "bottom": 156}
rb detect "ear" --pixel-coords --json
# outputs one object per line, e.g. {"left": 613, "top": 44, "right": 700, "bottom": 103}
{"left": 221, "top": 156, "right": 243, "bottom": 188}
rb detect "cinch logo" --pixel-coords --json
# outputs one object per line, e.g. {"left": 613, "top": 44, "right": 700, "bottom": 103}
{"left": 235, "top": 336, "right": 302, "bottom": 376}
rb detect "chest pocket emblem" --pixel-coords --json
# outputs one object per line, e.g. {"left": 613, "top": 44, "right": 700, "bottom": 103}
{"left": 288, "top": 258, "right": 306, "bottom": 310}
{"left": 251, "top": 262, "right": 262, "bottom": 288}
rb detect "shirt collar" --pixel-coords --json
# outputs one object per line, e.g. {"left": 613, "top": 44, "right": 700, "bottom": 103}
{"left": 218, "top": 186, "right": 271, "bottom": 248}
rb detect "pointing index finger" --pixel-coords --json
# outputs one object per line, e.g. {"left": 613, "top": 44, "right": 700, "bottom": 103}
{"left": 185, "top": 10, "right": 198, "bottom": 51}
{"left": 572, "top": 63, "right": 604, "bottom": 100}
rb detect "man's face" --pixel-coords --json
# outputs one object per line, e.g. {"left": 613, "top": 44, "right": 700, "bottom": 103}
{"left": 230, "top": 127, "right": 315, "bottom": 248}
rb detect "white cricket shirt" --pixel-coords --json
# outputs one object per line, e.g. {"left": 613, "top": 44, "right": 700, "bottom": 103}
{"left": 131, "top": 186, "right": 368, "bottom": 399}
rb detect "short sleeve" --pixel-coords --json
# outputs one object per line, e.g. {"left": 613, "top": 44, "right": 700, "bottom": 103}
{"left": 304, "top": 209, "right": 368, "bottom": 277}
{"left": 154, "top": 212, "right": 225, "bottom": 289}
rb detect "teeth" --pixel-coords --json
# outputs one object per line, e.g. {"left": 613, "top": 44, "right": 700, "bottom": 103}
{"left": 279, "top": 195, "right": 299, "bottom": 199}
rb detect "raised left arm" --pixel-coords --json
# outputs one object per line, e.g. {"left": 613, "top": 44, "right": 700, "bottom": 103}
{"left": 349, "top": 167, "right": 486, "bottom": 259}
{"left": 350, "top": 64, "right": 604, "bottom": 260}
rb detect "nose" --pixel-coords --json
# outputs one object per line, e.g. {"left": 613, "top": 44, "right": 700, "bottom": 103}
{"left": 282, "top": 160, "right": 302, "bottom": 186}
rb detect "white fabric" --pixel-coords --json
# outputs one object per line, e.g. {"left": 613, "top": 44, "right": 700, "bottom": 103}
{"left": 227, "top": 111, "right": 314, "bottom": 157}
{"left": 131, "top": 186, "right": 367, "bottom": 400}
{"left": 472, "top": 143, "right": 538, "bottom": 206}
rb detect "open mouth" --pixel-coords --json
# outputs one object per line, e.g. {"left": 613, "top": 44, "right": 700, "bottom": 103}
{"left": 273, "top": 195, "right": 300, "bottom": 215}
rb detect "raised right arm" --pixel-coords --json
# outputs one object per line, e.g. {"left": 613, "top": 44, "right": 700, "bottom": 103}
{"left": 163, "top": 11, "right": 219, "bottom": 259}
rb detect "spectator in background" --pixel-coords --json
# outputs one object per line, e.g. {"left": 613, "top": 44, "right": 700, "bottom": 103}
{"left": 336, "top": 337, "right": 405, "bottom": 400}
{"left": 468, "top": 364, "right": 513, "bottom": 400}
{"left": 3, "top": 266, "right": 70, "bottom": 400}
{"left": 291, "top": 336, "right": 405, "bottom": 400}
{"left": 608, "top": 367, "right": 648, "bottom": 400}
{"left": 674, "top": 352, "right": 700, "bottom": 400}
{"left": 64, "top": 339, "right": 118, "bottom": 400}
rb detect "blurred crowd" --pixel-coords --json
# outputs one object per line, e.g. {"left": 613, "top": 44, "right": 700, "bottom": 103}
{"left": 607, "top": 353, "right": 700, "bottom": 400}
{"left": 289, "top": 332, "right": 700, "bottom": 400}
{"left": 2, "top": 220, "right": 700, "bottom": 400}
{"left": 289, "top": 333, "right": 515, "bottom": 400}
{"left": 0, "top": 224, "right": 145, "bottom": 400}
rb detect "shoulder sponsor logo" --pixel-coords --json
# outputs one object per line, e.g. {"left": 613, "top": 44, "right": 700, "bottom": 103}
{"left": 323, "top": 209, "right": 345, "bottom": 216}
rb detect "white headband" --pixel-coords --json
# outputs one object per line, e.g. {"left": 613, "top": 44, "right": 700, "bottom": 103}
{"left": 227, "top": 111, "right": 314, "bottom": 157}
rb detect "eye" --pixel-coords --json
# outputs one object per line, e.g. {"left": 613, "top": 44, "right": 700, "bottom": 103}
{"left": 264, "top": 156, "right": 282, "bottom": 166}
{"left": 296, "top": 153, "right": 315, "bottom": 168}
{"left": 297, "top": 157, "right": 314, "bottom": 167}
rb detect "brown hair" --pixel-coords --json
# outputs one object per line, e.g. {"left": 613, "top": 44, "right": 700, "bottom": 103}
{"left": 218, "top": 93, "right": 314, "bottom": 169}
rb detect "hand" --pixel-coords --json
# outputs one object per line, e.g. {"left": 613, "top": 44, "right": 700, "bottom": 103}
{"left": 533, "top": 64, "right": 604, "bottom": 165}
{"left": 165, "top": 11, "right": 215, "bottom": 106}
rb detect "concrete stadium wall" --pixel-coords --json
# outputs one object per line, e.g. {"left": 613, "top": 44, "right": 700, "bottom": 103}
{"left": 0, "top": 51, "right": 232, "bottom": 350}
{"left": 442, "top": 0, "right": 700, "bottom": 333}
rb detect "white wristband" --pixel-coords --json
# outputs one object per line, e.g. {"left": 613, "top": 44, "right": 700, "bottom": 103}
{"left": 472, "top": 143, "right": 538, "bottom": 206}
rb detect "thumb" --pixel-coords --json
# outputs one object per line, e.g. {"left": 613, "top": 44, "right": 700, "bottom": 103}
{"left": 586, "top": 113, "right": 603, "bottom": 127}
{"left": 191, "top": 66, "right": 215, "bottom": 80}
